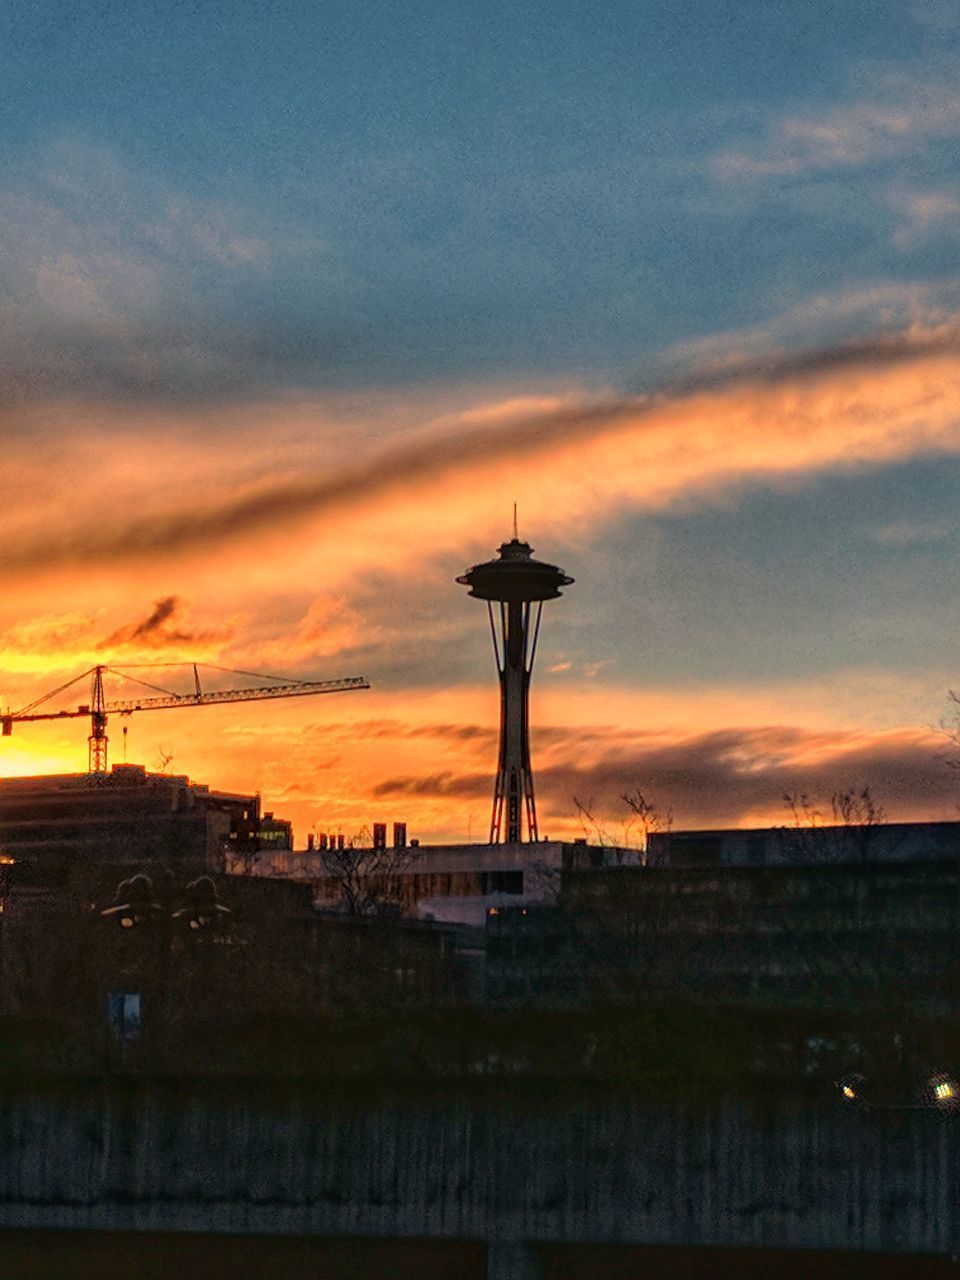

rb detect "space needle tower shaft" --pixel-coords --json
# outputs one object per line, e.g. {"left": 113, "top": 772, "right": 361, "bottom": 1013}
{"left": 458, "top": 531, "right": 573, "bottom": 843}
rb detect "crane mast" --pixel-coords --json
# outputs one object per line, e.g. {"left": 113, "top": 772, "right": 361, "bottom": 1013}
{"left": 2, "top": 664, "right": 370, "bottom": 773}
{"left": 89, "top": 665, "right": 108, "bottom": 774}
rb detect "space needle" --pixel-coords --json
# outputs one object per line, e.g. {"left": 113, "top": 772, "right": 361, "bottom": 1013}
{"left": 457, "top": 523, "right": 573, "bottom": 843}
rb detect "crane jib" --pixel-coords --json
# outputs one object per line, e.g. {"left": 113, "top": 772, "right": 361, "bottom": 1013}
{"left": 105, "top": 677, "right": 369, "bottom": 714}
{"left": 0, "top": 674, "right": 370, "bottom": 771}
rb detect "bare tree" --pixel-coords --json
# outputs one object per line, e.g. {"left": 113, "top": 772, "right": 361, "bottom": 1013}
{"left": 532, "top": 787, "right": 682, "bottom": 1003}
{"left": 831, "top": 786, "right": 886, "bottom": 863}
{"left": 781, "top": 785, "right": 886, "bottom": 864}
{"left": 936, "top": 691, "right": 960, "bottom": 792}
{"left": 221, "top": 835, "right": 260, "bottom": 877}
{"left": 572, "top": 789, "right": 671, "bottom": 864}
{"left": 620, "top": 788, "right": 672, "bottom": 866}
{"left": 572, "top": 795, "right": 611, "bottom": 847}
{"left": 318, "top": 834, "right": 419, "bottom": 917}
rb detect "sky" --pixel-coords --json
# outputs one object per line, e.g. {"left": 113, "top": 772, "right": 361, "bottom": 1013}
{"left": 2, "top": 1, "right": 960, "bottom": 844}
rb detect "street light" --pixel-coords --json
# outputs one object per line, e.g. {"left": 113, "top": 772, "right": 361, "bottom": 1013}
{"left": 172, "top": 875, "right": 232, "bottom": 932}
{"left": 99, "top": 874, "right": 161, "bottom": 929}
{"left": 97, "top": 871, "right": 233, "bottom": 1046}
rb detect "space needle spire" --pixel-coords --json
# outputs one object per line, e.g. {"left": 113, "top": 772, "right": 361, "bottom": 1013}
{"left": 457, "top": 529, "right": 573, "bottom": 843}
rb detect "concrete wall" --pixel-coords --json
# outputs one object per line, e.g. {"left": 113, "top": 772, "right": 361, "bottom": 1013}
{"left": 0, "top": 1089, "right": 956, "bottom": 1257}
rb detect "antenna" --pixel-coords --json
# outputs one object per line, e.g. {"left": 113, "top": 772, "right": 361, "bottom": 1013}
{"left": 512, "top": 502, "right": 518, "bottom": 540}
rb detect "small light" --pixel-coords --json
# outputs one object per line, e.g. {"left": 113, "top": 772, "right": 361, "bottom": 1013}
{"left": 488, "top": 907, "right": 498, "bottom": 916}
{"left": 838, "top": 1073, "right": 866, "bottom": 1103}
{"left": 929, "top": 1074, "right": 958, "bottom": 1104}
{"left": 120, "top": 916, "right": 134, "bottom": 929}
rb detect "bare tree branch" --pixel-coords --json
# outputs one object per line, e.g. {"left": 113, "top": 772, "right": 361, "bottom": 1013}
{"left": 318, "top": 832, "right": 419, "bottom": 917}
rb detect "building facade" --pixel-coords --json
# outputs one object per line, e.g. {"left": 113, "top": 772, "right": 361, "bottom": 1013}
{"left": 0, "top": 765, "right": 261, "bottom": 897}
{"left": 484, "top": 858, "right": 960, "bottom": 1014}
{"left": 254, "top": 839, "right": 631, "bottom": 926}
{"left": 648, "top": 820, "right": 960, "bottom": 868}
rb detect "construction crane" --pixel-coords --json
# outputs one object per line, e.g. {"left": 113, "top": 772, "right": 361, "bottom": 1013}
{"left": 1, "top": 663, "right": 370, "bottom": 773}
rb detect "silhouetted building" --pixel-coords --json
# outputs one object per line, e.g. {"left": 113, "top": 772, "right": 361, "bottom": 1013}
{"left": 648, "top": 820, "right": 960, "bottom": 867}
{"left": 258, "top": 811, "right": 293, "bottom": 852}
{"left": 0, "top": 765, "right": 261, "bottom": 899}
{"left": 0, "top": 867, "right": 464, "bottom": 1062}
{"left": 485, "top": 859, "right": 960, "bottom": 1014}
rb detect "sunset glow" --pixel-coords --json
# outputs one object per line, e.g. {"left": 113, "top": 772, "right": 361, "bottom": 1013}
{"left": 3, "top": 3, "right": 960, "bottom": 843}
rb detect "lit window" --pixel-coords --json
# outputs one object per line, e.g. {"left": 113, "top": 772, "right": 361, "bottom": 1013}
{"left": 837, "top": 1073, "right": 865, "bottom": 1103}
{"left": 929, "top": 1073, "right": 958, "bottom": 1104}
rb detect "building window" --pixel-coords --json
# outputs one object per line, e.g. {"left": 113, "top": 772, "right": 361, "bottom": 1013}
{"left": 481, "top": 871, "right": 524, "bottom": 894}
{"left": 107, "top": 992, "right": 142, "bottom": 1041}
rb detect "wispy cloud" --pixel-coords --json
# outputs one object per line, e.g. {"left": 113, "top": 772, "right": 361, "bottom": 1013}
{"left": 536, "top": 723, "right": 954, "bottom": 829}
{"left": 373, "top": 723, "right": 953, "bottom": 831}
{"left": 0, "top": 595, "right": 236, "bottom": 677}
{"left": 244, "top": 595, "right": 377, "bottom": 666}
{"left": 889, "top": 187, "right": 960, "bottom": 246}
{"left": 910, "top": 0, "right": 960, "bottom": 32}
{"left": 0, "top": 138, "right": 340, "bottom": 405}
{"left": 869, "top": 518, "right": 957, "bottom": 548}
{"left": 3, "top": 323, "right": 959, "bottom": 583}
{"left": 0, "top": 611, "right": 103, "bottom": 676}
{"left": 661, "top": 279, "right": 960, "bottom": 373}
{"left": 712, "top": 74, "right": 960, "bottom": 179}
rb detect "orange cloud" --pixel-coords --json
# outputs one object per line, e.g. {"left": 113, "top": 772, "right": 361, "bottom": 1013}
{"left": 98, "top": 595, "right": 233, "bottom": 655}
{"left": 0, "top": 655, "right": 954, "bottom": 843}
{"left": 244, "top": 595, "right": 376, "bottom": 667}
{"left": 0, "top": 610, "right": 103, "bottom": 676}
{"left": 2, "top": 325, "right": 960, "bottom": 596}
{"left": 2, "top": 325, "right": 960, "bottom": 840}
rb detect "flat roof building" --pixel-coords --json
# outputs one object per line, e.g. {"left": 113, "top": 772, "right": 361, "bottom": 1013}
{"left": 0, "top": 765, "right": 261, "bottom": 888}
{"left": 255, "top": 838, "right": 633, "bottom": 926}
{"left": 647, "top": 820, "right": 960, "bottom": 868}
